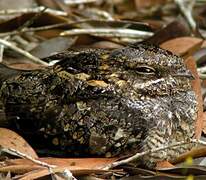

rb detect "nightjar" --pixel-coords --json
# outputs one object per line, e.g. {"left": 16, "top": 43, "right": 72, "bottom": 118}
{"left": 0, "top": 43, "right": 197, "bottom": 167}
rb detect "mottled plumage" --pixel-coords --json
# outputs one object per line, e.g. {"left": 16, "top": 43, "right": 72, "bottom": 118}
{"left": 0, "top": 43, "right": 197, "bottom": 167}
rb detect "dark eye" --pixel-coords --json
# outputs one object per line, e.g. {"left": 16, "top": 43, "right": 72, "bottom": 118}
{"left": 136, "top": 66, "right": 156, "bottom": 75}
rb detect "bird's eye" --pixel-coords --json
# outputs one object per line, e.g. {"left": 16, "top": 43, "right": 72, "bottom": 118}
{"left": 136, "top": 66, "right": 156, "bottom": 75}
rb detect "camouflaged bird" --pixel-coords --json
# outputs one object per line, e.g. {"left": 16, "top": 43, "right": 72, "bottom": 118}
{"left": 0, "top": 43, "right": 197, "bottom": 167}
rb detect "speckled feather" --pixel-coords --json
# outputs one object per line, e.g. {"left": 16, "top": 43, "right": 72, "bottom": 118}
{"left": 0, "top": 43, "right": 197, "bottom": 167}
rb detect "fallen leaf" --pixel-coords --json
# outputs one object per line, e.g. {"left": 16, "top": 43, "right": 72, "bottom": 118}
{"left": 0, "top": 128, "right": 38, "bottom": 159}
{"left": 145, "top": 20, "right": 190, "bottom": 45}
{"left": 173, "top": 147, "right": 206, "bottom": 164}
{"left": 30, "top": 36, "right": 77, "bottom": 58}
{"left": 184, "top": 56, "right": 203, "bottom": 139}
{"left": 160, "top": 37, "right": 203, "bottom": 58}
{"left": 202, "top": 112, "right": 206, "bottom": 135}
{"left": 156, "top": 161, "right": 175, "bottom": 169}
{"left": 135, "top": 0, "right": 166, "bottom": 9}
{"left": 8, "top": 63, "right": 45, "bottom": 70}
{"left": 0, "top": 157, "right": 118, "bottom": 179}
{"left": 91, "top": 41, "right": 123, "bottom": 49}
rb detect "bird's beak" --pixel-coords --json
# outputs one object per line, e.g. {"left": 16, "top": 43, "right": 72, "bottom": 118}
{"left": 173, "top": 70, "right": 195, "bottom": 80}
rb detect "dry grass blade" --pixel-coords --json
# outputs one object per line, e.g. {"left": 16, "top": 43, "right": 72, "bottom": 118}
{"left": 0, "top": 38, "right": 48, "bottom": 66}
{"left": 63, "top": 0, "right": 99, "bottom": 5}
{"left": 160, "top": 37, "right": 203, "bottom": 58}
{"left": 0, "top": 6, "right": 67, "bottom": 16}
{"left": 61, "top": 28, "right": 153, "bottom": 38}
{"left": 174, "top": 0, "right": 196, "bottom": 31}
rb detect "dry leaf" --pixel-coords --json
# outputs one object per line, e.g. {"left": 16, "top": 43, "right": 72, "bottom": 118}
{"left": 173, "top": 147, "right": 206, "bottom": 164}
{"left": 145, "top": 20, "right": 190, "bottom": 45}
{"left": 160, "top": 37, "right": 203, "bottom": 58}
{"left": 0, "top": 157, "right": 118, "bottom": 179}
{"left": 0, "top": 128, "right": 38, "bottom": 159}
{"left": 184, "top": 56, "right": 203, "bottom": 139}
{"left": 202, "top": 112, "right": 206, "bottom": 134}
{"left": 8, "top": 63, "right": 45, "bottom": 70}
{"left": 135, "top": 0, "right": 167, "bottom": 9}
{"left": 30, "top": 36, "right": 77, "bottom": 58}
{"left": 156, "top": 161, "right": 175, "bottom": 169}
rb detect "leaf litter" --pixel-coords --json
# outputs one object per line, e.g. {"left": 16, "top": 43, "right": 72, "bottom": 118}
{"left": 1, "top": 0, "right": 206, "bottom": 179}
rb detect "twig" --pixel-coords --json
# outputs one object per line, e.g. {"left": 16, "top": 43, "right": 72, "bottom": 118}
{"left": 63, "top": 0, "right": 100, "bottom": 4}
{"left": 0, "top": 147, "right": 77, "bottom": 180}
{"left": 84, "top": 8, "right": 114, "bottom": 20}
{"left": 17, "top": 7, "right": 47, "bottom": 32}
{"left": 174, "top": 0, "right": 196, "bottom": 31}
{"left": 0, "top": 38, "right": 48, "bottom": 66}
{"left": 61, "top": 28, "right": 153, "bottom": 38}
{"left": 0, "top": 20, "right": 149, "bottom": 38}
{"left": 0, "top": 44, "right": 4, "bottom": 63}
{"left": 103, "top": 139, "right": 206, "bottom": 170}
{"left": 0, "top": 6, "right": 67, "bottom": 16}
{"left": 197, "top": 72, "right": 206, "bottom": 79}
{"left": 0, "top": 23, "right": 69, "bottom": 37}
{"left": 198, "top": 66, "right": 206, "bottom": 74}
{"left": 0, "top": 36, "right": 9, "bottom": 63}
{"left": 1, "top": 147, "right": 56, "bottom": 169}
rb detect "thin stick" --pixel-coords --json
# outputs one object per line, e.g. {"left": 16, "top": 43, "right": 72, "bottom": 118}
{"left": 84, "top": 8, "right": 114, "bottom": 20}
{"left": 174, "top": 0, "right": 196, "bottom": 31}
{"left": 61, "top": 28, "right": 153, "bottom": 38}
{"left": 0, "top": 6, "right": 67, "bottom": 16}
{"left": 198, "top": 66, "right": 206, "bottom": 74}
{"left": 63, "top": 0, "right": 99, "bottom": 4}
{"left": 0, "top": 23, "right": 69, "bottom": 37}
{"left": 103, "top": 139, "right": 206, "bottom": 170}
{"left": 1, "top": 147, "right": 56, "bottom": 169}
{"left": 16, "top": 7, "right": 47, "bottom": 32}
{"left": 0, "top": 38, "right": 48, "bottom": 66}
{"left": 0, "top": 36, "right": 9, "bottom": 63}
{"left": 0, "top": 147, "right": 77, "bottom": 180}
{"left": 0, "top": 20, "right": 149, "bottom": 38}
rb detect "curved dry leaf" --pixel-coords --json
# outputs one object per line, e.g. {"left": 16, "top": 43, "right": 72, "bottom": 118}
{"left": 0, "top": 12, "right": 68, "bottom": 32}
{"left": 202, "top": 112, "right": 206, "bottom": 135}
{"left": 173, "top": 147, "right": 206, "bottom": 164}
{"left": 184, "top": 56, "right": 203, "bottom": 139}
{"left": 0, "top": 128, "right": 38, "bottom": 159}
{"left": 0, "top": 165, "right": 40, "bottom": 174}
{"left": 4, "top": 157, "right": 117, "bottom": 169}
{"left": 15, "top": 167, "right": 114, "bottom": 180}
{"left": 157, "top": 166, "right": 206, "bottom": 176}
{"left": 135, "top": 0, "right": 167, "bottom": 9}
{"left": 30, "top": 36, "right": 77, "bottom": 59}
{"left": 0, "top": 157, "right": 118, "bottom": 179}
{"left": 156, "top": 161, "right": 175, "bottom": 169}
{"left": 160, "top": 37, "right": 203, "bottom": 58}
{"left": 145, "top": 20, "right": 190, "bottom": 45}
{"left": 8, "top": 63, "right": 45, "bottom": 70}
